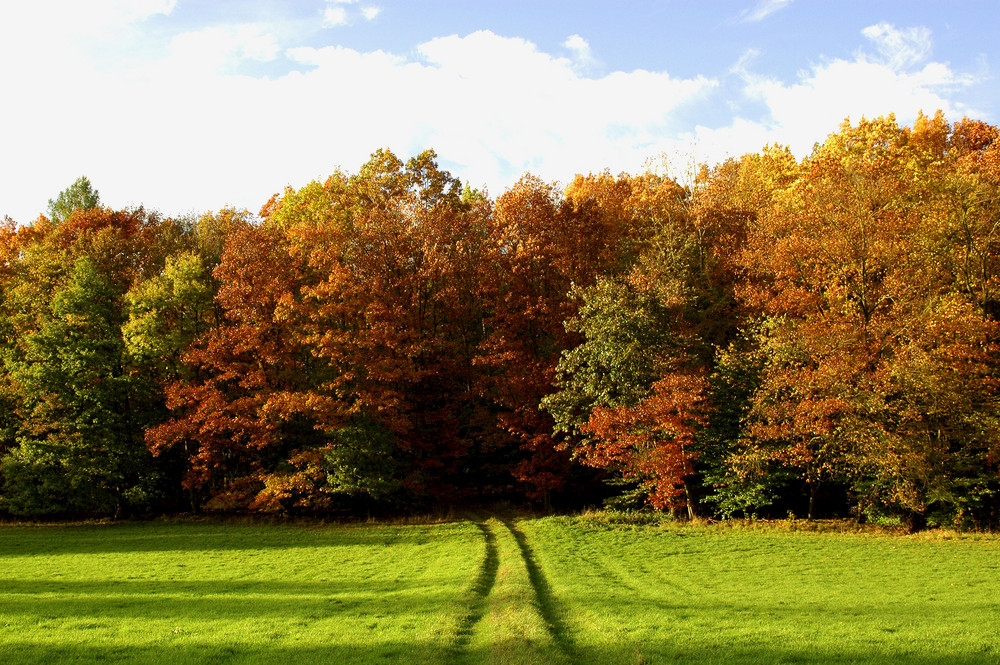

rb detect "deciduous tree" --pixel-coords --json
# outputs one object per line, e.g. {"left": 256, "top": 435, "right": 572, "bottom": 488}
{"left": 1, "top": 258, "right": 156, "bottom": 516}
{"left": 47, "top": 175, "right": 100, "bottom": 224}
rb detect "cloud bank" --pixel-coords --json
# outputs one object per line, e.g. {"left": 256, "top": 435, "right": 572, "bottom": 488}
{"left": 0, "top": 4, "right": 984, "bottom": 222}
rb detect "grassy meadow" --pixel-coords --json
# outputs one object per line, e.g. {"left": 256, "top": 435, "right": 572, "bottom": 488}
{"left": 2, "top": 514, "right": 999, "bottom": 664}
{"left": 523, "top": 515, "right": 1000, "bottom": 664}
{"left": 0, "top": 519, "right": 482, "bottom": 664}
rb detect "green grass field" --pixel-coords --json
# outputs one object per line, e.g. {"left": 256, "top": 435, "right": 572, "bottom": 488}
{"left": 523, "top": 515, "right": 1000, "bottom": 664}
{"left": 2, "top": 514, "right": 999, "bottom": 664}
{"left": 0, "top": 519, "right": 482, "bottom": 664}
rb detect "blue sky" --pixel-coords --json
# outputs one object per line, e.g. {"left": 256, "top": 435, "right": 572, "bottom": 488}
{"left": 0, "top": 0, "right": 995, "bottom": 222}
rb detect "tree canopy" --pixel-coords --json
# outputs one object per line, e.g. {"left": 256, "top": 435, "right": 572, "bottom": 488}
{"left": 47, "top": 176, "right": 100, "bottom": 224}
{"left": 2, "top": 121, "right": 999, "bottom": 530}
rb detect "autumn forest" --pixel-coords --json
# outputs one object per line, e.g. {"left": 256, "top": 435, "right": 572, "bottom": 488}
{"left": 2, "top": 112, "right": 1000, "bottom": 531}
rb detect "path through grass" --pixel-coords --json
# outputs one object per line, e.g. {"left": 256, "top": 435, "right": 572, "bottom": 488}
{"left": 457, "top": 516, "right": 572, "bottom": 665}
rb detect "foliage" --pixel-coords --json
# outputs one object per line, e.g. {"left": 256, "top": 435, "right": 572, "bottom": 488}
{"left": 1, "top": 258, "right": 156, "bottom": 516}
{"left": 734, "top": 112, "right": 1000, "bottom": 526}
{"left": 124, "top": 251, "right": 215, "bottom": 374}
{"left": 2, "top": 119, "right": 1000, "bottom": 526}
{"left": 323, "top": 416, "right": 401, "bottom": 500}
{"left": 46, "top": 176, "right": 100, "bottom": 224}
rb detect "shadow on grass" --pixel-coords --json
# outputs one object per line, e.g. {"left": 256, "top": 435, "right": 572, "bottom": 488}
{"left": 1, "top": 579, "right": 463, "bottom": 621}
{"left": 2, "top": 639, "right": 996, "bottom": 665}
{"left": 498, "top": 517, "right": 577, "bottom": 660}
{"left": 0, "top": 521, "right": 448, "bottom": 556}
{"left": 450, "top": 521, "right": 499, "bottom": 656}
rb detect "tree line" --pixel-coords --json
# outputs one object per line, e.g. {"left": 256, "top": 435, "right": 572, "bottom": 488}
{"left": 2, "top": 111, "right": 999, "bottom": 530}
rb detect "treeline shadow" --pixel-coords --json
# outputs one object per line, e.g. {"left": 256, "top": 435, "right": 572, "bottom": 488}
{"left": 0, "top": 521, "right": 449, "bottom": 556}
{"left": 2, "top": 578, "right": 464, "bottom": 622}
{"left": 3, "top": 639, "right": 996, "bottom": 665}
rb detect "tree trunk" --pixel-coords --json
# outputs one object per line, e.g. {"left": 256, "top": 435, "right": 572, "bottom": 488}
{"left": 684, "top": 481, "right": 697, "bottom": 520}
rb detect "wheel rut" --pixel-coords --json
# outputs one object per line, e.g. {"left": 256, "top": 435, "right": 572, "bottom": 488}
{"left": 452, "top": 519, "right": 500, "bottom": 654}
{"left": 453, "top": 514, "right": 575, "bottom": 664}
{"left": 496, "top": 516, "right": 576, "bottom": 660}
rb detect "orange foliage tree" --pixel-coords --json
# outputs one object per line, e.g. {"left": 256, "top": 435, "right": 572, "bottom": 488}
{"left": 735, "top": 113, "right": 1000, "bottom": 526}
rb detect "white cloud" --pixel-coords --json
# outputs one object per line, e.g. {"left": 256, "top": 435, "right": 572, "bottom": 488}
{"left": 0, "top": 1, "right": 174, "bottom": 47}
{"left": 0, "top": 11, "right": 984, "bottom": 224}
{"left": 166, "top": 25, "right": 280, "bottom": 73}
{"left": 406, "top": 31, "right": 714, "bottom": 185}
{"left": 323, "top": 6, "right": 348, "bottom": 27}
{"left": 276, "top": 31, "right": 716, "bottom": 192}
{"left": 0, "top": 1, "right": 176, "bottom": 70}
{"left": 0, "top": 1, "right": 180, "bottom": 222}
{"left": 0, "top": 23, "right": 717, "bottom": 222}
{"left": 322, "top": 0, "right": 378, "bottom": 27}
{"left": 861, "top": 23, "right": 932, "bottom": 70}
{"left": 739, "top": 0, "right": 794, "bottom": 23}
{"left": 730, "top": 48, "right": 761, "bottom": 78}
{"left": 751, "top": 33, "right": 975, "bottom": 148}
{"left": 563, "top": 34, "right": 597, "bottom": 70}
{"left": 686, "top": 29, "right": 980, "bottom": 169}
